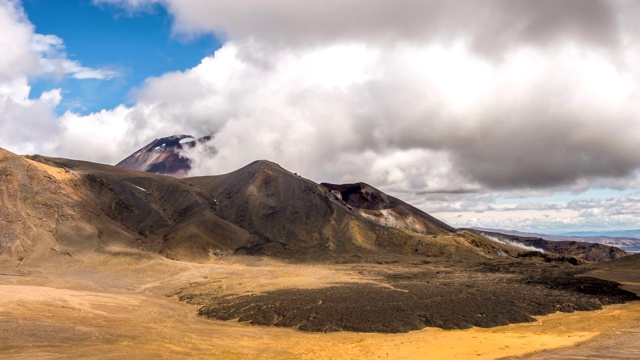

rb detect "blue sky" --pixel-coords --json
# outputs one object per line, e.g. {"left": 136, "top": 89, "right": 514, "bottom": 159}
{"left": 1, "top": 0, "right": 640, "bottom": 234}
{"left": 22, "top": 0, "right": 220, "bottom": 114}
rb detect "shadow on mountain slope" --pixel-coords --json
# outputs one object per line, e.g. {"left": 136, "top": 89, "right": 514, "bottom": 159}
{"left": 1, "top": 147, "right": 638, "bottom": 334}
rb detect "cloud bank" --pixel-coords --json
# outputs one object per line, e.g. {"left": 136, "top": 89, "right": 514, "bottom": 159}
{"left": 84, "top": 0, "right": 640, "bottom": 192}
{"left": 4, "top": 0, "right": 640, "bottom": 231}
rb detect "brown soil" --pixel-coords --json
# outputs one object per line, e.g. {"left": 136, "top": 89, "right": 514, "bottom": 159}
{"left": 2, "top": 148, "right": 640, "bottom": 358}
{"left": 1, "top": 253, "right": 640, "bottom": 359}
{"left": 501, "top": 254, "right": 640, "bottom": 359}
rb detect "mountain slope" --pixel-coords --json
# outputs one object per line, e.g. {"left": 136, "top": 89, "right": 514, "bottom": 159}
{"left": 322, "top": 182, "right": 455, "bottom": 235}
{"left": 4, "top": 146, "right": 639, "bottom": 337}
{"left": 115, "top": 134, "right": 212, "bottom": 177}
{"left": 0, "top": 148, "right": 561, "bottom": 264}
{"left": 185, "top": 160, "right": 506, "bottom": 260}
{"left": 0, "top": 147, "right": 142, "bottom": 266}
{"left": 0, "top": 149, "right": 250, "bottom": 264}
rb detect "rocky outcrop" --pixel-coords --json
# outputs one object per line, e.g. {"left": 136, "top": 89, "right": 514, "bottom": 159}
{"left": 321, "top": 182, "right": 455, "bottom": 235}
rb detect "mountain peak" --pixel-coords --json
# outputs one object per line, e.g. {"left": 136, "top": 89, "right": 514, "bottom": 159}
{"left": 241, "top": 159, "right": 296, "bottom": 175}
{"left": 246, "top": 159, "right": 284, "bottom": 169}
{"left": 116, "top": 134, "right": 212, "bottom": 177}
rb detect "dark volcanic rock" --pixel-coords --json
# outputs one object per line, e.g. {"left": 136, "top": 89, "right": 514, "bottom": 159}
{"left": 185, "top": 264, "right": 639, "bottom": 333}
{"left": 116, "top": 134, "right": 212, "bottom": 177}
{"left": 321, "top": 182, "right": 455, "bottom": 235}
{"left": 4, "top": 146, "right": 640, "bottom": 335}
{"left": 322, "top": 182, "right": 397, "bottom": 210}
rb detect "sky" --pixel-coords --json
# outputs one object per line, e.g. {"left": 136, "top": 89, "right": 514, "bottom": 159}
{"left": 1, "top": 0, "right": 640, "bottom": 234}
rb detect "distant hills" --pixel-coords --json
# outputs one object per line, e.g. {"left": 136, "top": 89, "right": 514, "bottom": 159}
{"left": 473, "top": 228, "right": 640, "bottom": 254}
{"left": 111, "top": 135, "right": 637, "bottom": 262}
{"left": 558, "top": 229, "right": 640, "bottom": 239}
{"left": 466, "top": 228, "right": 629, "bottom": 262}
{"left": 114, "top": 136, "right": 640, "bottom": 253}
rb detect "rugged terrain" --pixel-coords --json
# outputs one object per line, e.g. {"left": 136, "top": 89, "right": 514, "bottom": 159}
{"left": 178, "top": 256, "right": 636, "bottom": 333}
{"left": 467, "top": 229, "right": 628, "bottom": 262}
{"left": 475, "top": 228, "right": 640, "bottom": 254}
{"left": 7, "top": 148, "right": 521, "bottom": 264}
{"left": 1, "top": 253, "right": 640, "bottom": 359}
{"left": 1, "top": 146, "right": 640, "bottom": 358}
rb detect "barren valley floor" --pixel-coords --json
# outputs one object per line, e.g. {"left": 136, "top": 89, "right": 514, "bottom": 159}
{"left": 1, "top": 253, "right": 639, "bottom": 360}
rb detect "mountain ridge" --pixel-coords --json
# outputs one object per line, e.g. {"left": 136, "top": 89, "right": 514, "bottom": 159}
{"left": 466, "top": 228, "right": 628, "bottom": 262}
{"left": 1, "top": 147, "right": 525, "bottom": 265}
{"left": 3, "top": 146, "right": 640, "bottom": 337}
{"left": 473, "top": 227, "right": 640, "bottom": 254}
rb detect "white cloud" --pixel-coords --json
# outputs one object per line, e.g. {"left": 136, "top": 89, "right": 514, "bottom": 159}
{"left": 0, "top": 0, "right": 116, "bottom": 157}
{"left": 96, "top": 0, "right": 620, "bottom": 55}
{"left": 0, "top": 0, "right": 38, "bottom": 80}
{"left": 0, "top": 77, "right": 60, "bottom": 155}
{"left": 54, "top": 105, "right": 134, "bottom": 164}
{"left": 77, "top": 36, "right": 640, "bottom": 191}
{"left": 433, "top": 192, "right": 640, "bottom": 232}
{"left": 32, "top": 34, "right": 116, "bottom": 80}
{"left": 4, "top": 0, "right": 640, "bottom": 233}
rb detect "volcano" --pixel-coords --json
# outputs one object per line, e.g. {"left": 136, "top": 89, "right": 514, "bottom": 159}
{"left": 115, "top": 134, "right": 212, "bottom": 177}
{"left": 2, "top": 147, "right": 516, "bottom": 264}
{"left": 1, "top": 145, "right": 638, "bottom": 341}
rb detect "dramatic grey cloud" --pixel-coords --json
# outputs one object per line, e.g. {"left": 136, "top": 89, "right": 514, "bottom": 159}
{"left": 70, "top": 39, "right": 640, "bottom": 191}
{"left": 4, "top": 0, "right": 640, "bottom": 231}
{"left": 98, "top": 0, "right": 620, "bottom": 54}
{"left": 82, "top": 0, "right": 640, "bottom": 194}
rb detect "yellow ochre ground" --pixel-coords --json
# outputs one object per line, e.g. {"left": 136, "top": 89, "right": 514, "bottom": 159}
{"left": 1, "top": 253, "right": 639, "bottom": 360}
